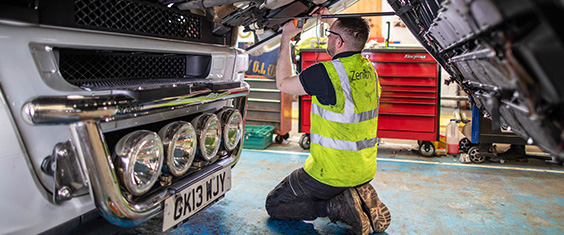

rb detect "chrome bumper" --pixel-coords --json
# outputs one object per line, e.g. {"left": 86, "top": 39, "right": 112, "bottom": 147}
{"left": 25, "top": 86, "right": 249, "bottom": 226}
{"left": 22, "top": 87, "right": 249, "bottom": 125}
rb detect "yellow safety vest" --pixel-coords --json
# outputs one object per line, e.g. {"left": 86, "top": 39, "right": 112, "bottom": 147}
{"left": 304, "top": 53, "right": 381, "bottom": 187}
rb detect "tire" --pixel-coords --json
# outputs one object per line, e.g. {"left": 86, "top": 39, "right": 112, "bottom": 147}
{"left": 419, "top": 141, "right": 435, "bottom": 157}
{"left": 468, "top": 146, "right": 485, "bottom": 163}
{"left": 283, "top": 133, "right": 290, "bottom": 140}
{"left": 299, "top": 134, "right": 310, "bottom": 150}
{"left": 275, "top": 135, "right": 284, "bottom": 144}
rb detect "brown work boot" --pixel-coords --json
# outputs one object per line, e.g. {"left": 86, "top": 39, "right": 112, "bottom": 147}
{"left": 327, "top": 188, "right": 371, "bottom": 235}
{"left": 355, "top": 183, "right": 391, "bottom": 233}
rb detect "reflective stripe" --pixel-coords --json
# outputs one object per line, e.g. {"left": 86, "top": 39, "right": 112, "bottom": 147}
{"left": 311, "top": 103, "right": 378, "bottom": 123}
{"left": 331, "top": 59, "right": 380, "bottom": 116}
{"left": 332, "top": 60, "right": 354, "bottom": 114}
{"left": 310, "top": 133, "right": 377, "bottom": 151}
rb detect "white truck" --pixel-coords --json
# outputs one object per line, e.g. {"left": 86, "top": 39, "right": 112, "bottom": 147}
{"left": 0, "top": 0, "right": 356, "bottom": 233}
{"left": 0, "top": 0, "right": 250, "bottom": 233}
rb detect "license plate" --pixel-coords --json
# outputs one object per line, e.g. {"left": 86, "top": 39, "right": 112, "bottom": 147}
{"left": 162, "top": 167, "right": 232, "bottom": 231}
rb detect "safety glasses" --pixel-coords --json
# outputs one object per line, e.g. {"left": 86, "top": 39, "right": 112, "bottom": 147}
{"left": 325, "top": 28, "right": 344, "bottom": 43}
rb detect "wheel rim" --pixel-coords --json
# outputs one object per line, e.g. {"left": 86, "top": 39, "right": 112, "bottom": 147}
{"left": 299, "top": 135, "right": 310, "bottom": 149}
{"left": 468, "top": 147, "right": 485, "bottom": 163}
{"left": 459, "top": 138, "right": 472, "bottom": 153}
{"left": 275, "top": 135, "right": 283, "bottom": 144}
{"left": 419, "top": 142, "right": 434, "bottom": 157}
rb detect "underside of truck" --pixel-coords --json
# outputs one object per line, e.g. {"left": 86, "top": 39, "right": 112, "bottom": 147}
{"left": 387, "top": 0, "right": 564, "bottom": 160}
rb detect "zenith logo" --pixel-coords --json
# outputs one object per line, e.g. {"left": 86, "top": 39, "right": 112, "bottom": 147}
{"left": 404, "top": 54, "right": 426, "bottom": 59}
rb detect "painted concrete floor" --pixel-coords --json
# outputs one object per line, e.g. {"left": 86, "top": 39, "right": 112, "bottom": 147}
{"left": 117, "top": 139, "right": 564, "bottom": 234}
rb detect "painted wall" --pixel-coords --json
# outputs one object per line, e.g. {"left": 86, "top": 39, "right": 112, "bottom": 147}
{"left": 342, "top": 0, "right": 383, "bottom": 39}
{"left": 380, "top": 1, "right": 419, "bottom": 45}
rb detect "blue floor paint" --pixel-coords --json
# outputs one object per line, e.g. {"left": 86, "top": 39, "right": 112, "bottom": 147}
{"left": 124, "top": 149, "right": 564, "bottom": 234}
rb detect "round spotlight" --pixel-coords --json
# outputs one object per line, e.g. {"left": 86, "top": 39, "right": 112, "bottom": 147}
{"left": 114, "top": 130, "right": 164, "bottom": 196}
{"left": 218, "top": 109, "right": 243, "bottom": 151}
{"left": 158, "top": 121, "right": 197, "bottom": 177}
{"left": 192, "top": 113, "right": 221, "bottom": 161}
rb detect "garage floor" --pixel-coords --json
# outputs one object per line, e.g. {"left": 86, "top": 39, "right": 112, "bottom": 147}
{"left": 118, "top": 138, "right": 564, "bottom": 234}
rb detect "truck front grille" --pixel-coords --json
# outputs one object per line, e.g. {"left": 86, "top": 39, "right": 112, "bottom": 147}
{"left": 59, "top": 49, "right": 187, "bottom": 85}
{"left": 74, "top": 0, "right": 201, "bottom": 39}
{"left": 57, "top": 49, "right": 212, "bottom": 89}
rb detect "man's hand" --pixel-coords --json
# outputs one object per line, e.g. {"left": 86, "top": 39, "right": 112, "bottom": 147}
{"left": 311, "top": 7, "right": 335, "bottom": 26}
{"left": 281, "top": 21, "right": 303, "bottom": 41}
{"left": 276, "top": 18, "right": 307, "bottom": 95}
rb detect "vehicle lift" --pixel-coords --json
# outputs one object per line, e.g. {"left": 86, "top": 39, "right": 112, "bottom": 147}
{"left": 244, "top": 11, "right": 395, "bottom": 52}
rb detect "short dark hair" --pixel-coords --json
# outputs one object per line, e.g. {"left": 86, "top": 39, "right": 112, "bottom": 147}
{"left": 335, "top": 17, "right": 370, "bottom": 51}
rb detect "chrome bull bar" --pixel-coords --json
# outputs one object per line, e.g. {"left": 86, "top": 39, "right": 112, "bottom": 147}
{"left": 23, "top": 86, "right": 249, "bottom": 226}
{"left": 22, "top": 86, "right": 249, "bottom": 125}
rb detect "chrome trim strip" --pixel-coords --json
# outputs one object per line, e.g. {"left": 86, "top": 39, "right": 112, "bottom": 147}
{"left": 23, "top": 87, "right": 249, "bottom": 125}
{"left": 243, "top": 78, "right": 275, "bottom": 82}
{"left": 70, "top": 120, "right": 237, "bottom": 226}
{"left": 249, "top": 88, "right": 280, "bottom": 93}
{"left": 247, "top": 98, "right": 281, "bottom": 103}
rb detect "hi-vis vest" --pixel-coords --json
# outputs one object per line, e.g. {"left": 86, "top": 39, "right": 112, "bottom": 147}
{"left": 303, "top": 53, "right": 381, "bottom": 187}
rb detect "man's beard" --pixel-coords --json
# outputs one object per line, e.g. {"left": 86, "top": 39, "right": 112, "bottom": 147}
{"left": 326, "top": 43, "right": 335, "bottom": 57}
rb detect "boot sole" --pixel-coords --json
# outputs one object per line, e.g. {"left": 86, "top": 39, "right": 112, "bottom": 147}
{"left": 343, "top": 189, "right": 372, "bottom": 235}
{"left": 355, "top": 184, "right": 391, "bottom": 233}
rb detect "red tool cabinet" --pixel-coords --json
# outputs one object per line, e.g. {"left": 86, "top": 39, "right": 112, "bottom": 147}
{"left": 298, "top": 48, "right": 441, "bottom": 150}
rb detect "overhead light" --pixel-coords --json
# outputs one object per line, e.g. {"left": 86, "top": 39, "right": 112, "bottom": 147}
{"left": 114, "top": 130, "right": 164, "bottom": 196}
{"left": 158, "top": 121, "right": 197, "bottom": 177}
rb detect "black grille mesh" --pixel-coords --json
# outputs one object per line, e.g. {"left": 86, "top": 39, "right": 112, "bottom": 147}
{"left": 59, "top": 49, "right": 187, "bottom": 85}
{"left": 74, "top": 0, "right": 201, "bottom": 39}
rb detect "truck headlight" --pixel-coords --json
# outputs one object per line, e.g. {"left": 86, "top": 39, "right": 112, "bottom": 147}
{"left": 192, "top": 113, "right": 221, "bottom": 161}
{"left": 158, "top": 121, "right": 197, "bottom": 177}
{"left": 218, "top": 109, "right": 243, "bottom": 151}
{"left": 115, "top": 130, "right": 164, "bottom": 196}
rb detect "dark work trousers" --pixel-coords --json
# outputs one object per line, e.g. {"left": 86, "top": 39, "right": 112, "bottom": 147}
{"left": 265, "top": 168, "right": 347, "bottom": 220}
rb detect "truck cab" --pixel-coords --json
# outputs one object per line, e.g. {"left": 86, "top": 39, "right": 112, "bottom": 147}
{"left": 0, "top": 0, "right": 356, "bottom": 233}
